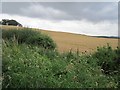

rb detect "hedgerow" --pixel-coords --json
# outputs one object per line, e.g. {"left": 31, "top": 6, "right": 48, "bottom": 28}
{"left": 2, "top": 28, "right": 56, "bottom": 50}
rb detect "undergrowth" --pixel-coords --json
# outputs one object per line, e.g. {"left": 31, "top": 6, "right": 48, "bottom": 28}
{"left": 2, "top": 28, "right": 119, "bottom": 88}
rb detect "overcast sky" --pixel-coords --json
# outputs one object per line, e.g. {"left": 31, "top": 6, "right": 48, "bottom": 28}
{"left": 1, "top": 2, "right": 118, "bottom": 36}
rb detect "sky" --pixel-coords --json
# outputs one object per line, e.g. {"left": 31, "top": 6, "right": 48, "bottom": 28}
{"left": 0, "top": 2, "right": 118, "bottom": 36}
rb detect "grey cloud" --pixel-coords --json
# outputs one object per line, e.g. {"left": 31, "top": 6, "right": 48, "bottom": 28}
{"left": 41, "top": 2, "right": 118, "bottom": 22}
{"left": 20, "top": 3, "right": 72, "bottom": 20}
{"left": 2, "top": 2, "right": 118, "bottom": 22}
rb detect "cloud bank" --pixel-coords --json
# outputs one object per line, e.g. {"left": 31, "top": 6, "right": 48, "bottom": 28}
{"left": 1, "top": 13, "right": 118, "bottom": 36}
{"left": 1, "top": 2, "right": 118, "bottom": 36}
{"left": 2, "top": 2, "right": 118, "bottom": 22}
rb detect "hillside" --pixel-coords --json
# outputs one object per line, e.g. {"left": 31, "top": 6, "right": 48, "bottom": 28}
{"left": 1, "top": 25, "right": 118, "bottom": 53}
{"left": 2, "top": 25, "right": 120, "bottom": 88}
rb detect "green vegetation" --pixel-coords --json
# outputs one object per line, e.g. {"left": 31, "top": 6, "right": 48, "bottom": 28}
{"left": 93, "top": 44, "right": 120, "bottom": 75}
{"left": 0, "top": 19, "right": 22, "bottom": 27}
{"left": 2, "top": 28, "right": 119, "bottom": 88}
{"left": 2, "top": 29, "right": 56, "bottom": 49}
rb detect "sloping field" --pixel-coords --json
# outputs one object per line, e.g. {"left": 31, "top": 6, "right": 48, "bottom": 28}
{"left": 1, "top": 25, "right": 118, "bottom": 53}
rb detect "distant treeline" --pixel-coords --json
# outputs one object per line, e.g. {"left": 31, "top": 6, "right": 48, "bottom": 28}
{"left": 0, "top": 19, "right": 22, "bottom": 27}
{"left": 93, "top": 36, "right": 120, "bottom": 39}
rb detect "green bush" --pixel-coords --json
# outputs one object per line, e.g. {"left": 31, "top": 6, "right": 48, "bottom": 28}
{"left": 2, "top": 41, "right": 117, "bottom": 88}
{"left": 2, "top": 28, "right": 56, "bottom": 49}
{"left": 93, "top": 44, "right": 120, "bottom": 75}
{"left": 2, "top": 41, "right": 57, "bottom": 88}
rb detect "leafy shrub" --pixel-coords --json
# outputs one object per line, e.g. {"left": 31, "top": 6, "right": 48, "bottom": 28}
{"left": 2, "top": 28, "right": 56, "bottom": 49}
{"left": 93, "top": 44, "right": 120, "bottom": 75}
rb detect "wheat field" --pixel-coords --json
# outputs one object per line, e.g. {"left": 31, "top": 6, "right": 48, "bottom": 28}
{"left": 1, "top": 25, "right": 118, "bottom": 53}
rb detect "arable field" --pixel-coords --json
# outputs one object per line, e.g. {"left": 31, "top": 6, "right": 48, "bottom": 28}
{"left": 1, "top": 25, "right": 118, "bottom": 53}
{"left": 40, "top": 30, "right": 118, "bottom": 53}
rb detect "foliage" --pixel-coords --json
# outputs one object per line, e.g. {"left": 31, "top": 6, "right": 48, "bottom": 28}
{"left": 1, "top": 19, "right": 22, "bottom": 26}
{"left": 92, "top": 44, "right": 120, "bottom": 88}
{"left": 2, "top": 29, "right": 56, "bottom": 50}
{"left": 2, "top": 40, "right": 118, "bottom": 88}
{"left": 93, "top": 44, "right": 120, "bottom": 75}
{"left": 2, "top": 28, "right": 119, "bottom": 88}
